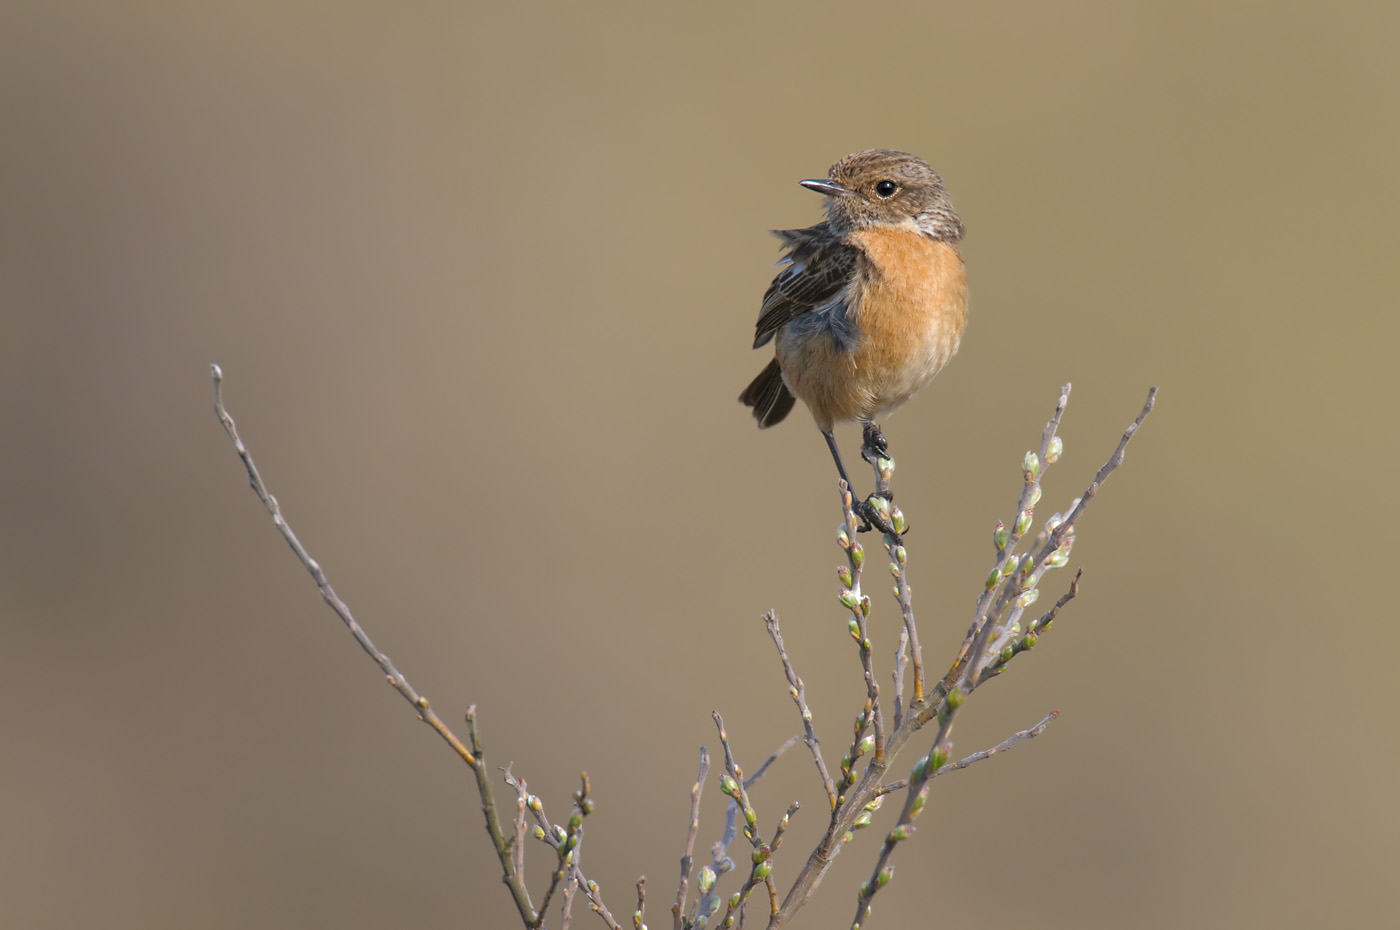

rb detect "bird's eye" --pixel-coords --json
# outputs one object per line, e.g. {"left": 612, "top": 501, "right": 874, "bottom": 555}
{"left": 874, "top": 180, "right": 898, "bottom": 198}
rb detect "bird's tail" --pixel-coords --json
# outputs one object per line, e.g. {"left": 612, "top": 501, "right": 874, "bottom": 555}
{"left": 739, "top": 359, "right": 796, "bottom": 428}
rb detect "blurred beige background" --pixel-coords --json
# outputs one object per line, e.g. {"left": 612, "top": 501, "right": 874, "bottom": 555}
{"left": 3, "top": 2, "right": 1396, "bottom": 928}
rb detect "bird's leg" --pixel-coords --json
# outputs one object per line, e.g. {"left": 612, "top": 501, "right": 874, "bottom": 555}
{"left": 824, "top": 429, "right": 901, "bottom": 539}
{"left": 824, "top": 430, "right": 857, "bottom": 493}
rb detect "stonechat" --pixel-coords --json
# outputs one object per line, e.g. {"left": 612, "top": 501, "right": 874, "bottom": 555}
{"left": 740, "top": 149, "right": 967, "bottom": 527}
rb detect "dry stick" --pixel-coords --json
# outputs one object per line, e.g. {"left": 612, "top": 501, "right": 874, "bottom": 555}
{"left": 215, "top": 365, "right": 617, "bottom": 930}
{"left": 763, "top": 611, "right": 838, "bottom": 810}
{"left": 672, "top": 748, "right": 710, "bottom": 930}
{"left": 634, "top": 877, "right": 646, "bottom": 930}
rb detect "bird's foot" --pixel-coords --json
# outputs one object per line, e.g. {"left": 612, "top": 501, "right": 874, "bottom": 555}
{"left": 854, "top": 493, "right": 904, "bottom": 542}
{"left": 860, "top": 422, "right": 889, "bottom": 465}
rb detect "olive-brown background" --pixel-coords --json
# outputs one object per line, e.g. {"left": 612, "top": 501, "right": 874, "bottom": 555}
{"left": 4, "top": 2, "right": 1395, "bottom": 928}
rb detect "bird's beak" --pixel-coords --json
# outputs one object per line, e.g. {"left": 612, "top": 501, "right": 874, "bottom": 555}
{"left": 799, "top": 178, "right": 851, "bottom": 196}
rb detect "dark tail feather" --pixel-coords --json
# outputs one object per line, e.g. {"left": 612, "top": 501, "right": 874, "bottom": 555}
{"left": 739, "top": 359, "right": 797, "bottom": 428}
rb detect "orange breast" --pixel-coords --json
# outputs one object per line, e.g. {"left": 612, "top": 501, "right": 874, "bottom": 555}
{"left": 776, "top": 226, "right": 967, "bottom": 430}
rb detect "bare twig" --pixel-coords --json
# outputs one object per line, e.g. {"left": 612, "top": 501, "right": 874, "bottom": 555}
{"left": 214, "top": 365, "right": 628, "bottom": 930}
{"left": 891, "top": 627, "right": 910, "bottom": 729}
{"left": 464, "top": 709, "right": 538, "bottom": 923}
{"left": 213, "top": 365, "right": 480, "bottom": 765}
{"left": 502, "top": 765, "right": 530, "bottom": 879}
{"left": 582, "top": 877, "right": 625, "bottom": 930}
{"left": 933, "top": 710, "right": 1059, "bottom": 778}
{"left": 673, "top": 748, "right": 710, "bottom": 930}
{"left": 763, "top": 611, "right": 837, "bottom": 810}
{"left": 634, "top": 877, "right": 646, "bottom": 930}
{"left": 561, "top": 853, "right": 583, "bottom": 930}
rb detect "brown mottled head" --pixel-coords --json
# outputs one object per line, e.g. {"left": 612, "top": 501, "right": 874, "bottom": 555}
{"left": 800, "top": 149, "right": 964, "bottom": 241}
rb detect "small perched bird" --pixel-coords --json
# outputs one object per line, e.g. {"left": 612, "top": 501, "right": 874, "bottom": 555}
{"left": 739, "top": 149, "right": 967, "bottom": 525}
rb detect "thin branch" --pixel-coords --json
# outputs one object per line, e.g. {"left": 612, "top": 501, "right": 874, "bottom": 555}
{"left": 502, "top": 764, "right": 530, "bottom": 880}
{"left": 581, "top": 876, "right": 625, "bottom": 930}
{"left": 535, "top": 773, "right": 593, "bottom": 926}
{"left": 465, "top": 709, "right": 538, "bottom": 923}
{"left": 943, "top": 384, "right": 1072, "bottom": 693}
{"left": 711, "top": 712, "right": 775, "bottom": 930}
{"left": 837, "top": 481, "right": 885, "bottom": 763}
{"left": 1034, "top": 387, "right": 1157, "bottom": 564}
{"left": 763, "top": 611, "right": 837, "bottom": 810}
{"left": 872, "top": 780, "right": 908, "bottom": 799}
{"left": 891, "top": 626, "right": 909, "bottom": 729}
{"left": 673, "top": 748, "right": 710, "bottom": 930}
{"left": 561, "top": 856, "right": 581, "bottom": 930}
{"left": 634, "top": 877, "right": 646, "bottom": 930}
{"left": 849, "top": 693, "right": 964, "bottom": 930}
{"left": 871, "top": 452, "right": 924, "bottom": 707}
{"left": 212, "top": 366, "right": 641, "bottom": 930}
{"left": 979, "top": 569, "right": 1082, "bottom": 686}
{"left": 212, "top": 365, "right": 480, "bottom": 765}
{"left": 932, "top": 710, "right": 1059, "bottom": 778}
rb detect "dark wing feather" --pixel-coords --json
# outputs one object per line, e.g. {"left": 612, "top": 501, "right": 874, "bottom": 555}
{"left": 753, "top": 223, "right": 859, "bottom": 349}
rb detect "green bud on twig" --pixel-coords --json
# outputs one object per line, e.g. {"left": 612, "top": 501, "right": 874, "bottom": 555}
{"left": 1015, "top": 509, "right": 1033, "bottom": 535}
{"left": 698, "top": 866, "right": 716, "bottom": 894}
{"left": 993, "top": 521, "right": 1008, "bottom": 550}
{"left": 1022, "top": 451, "right": 1040, "bottom": 481}
{"left": 1046, "top": 435, "right": 1063, "bottom": 463}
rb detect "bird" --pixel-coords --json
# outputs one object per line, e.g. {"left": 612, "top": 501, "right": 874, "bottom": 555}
{"left": 739, "top": 149, "right": 968, "bottom": 530}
